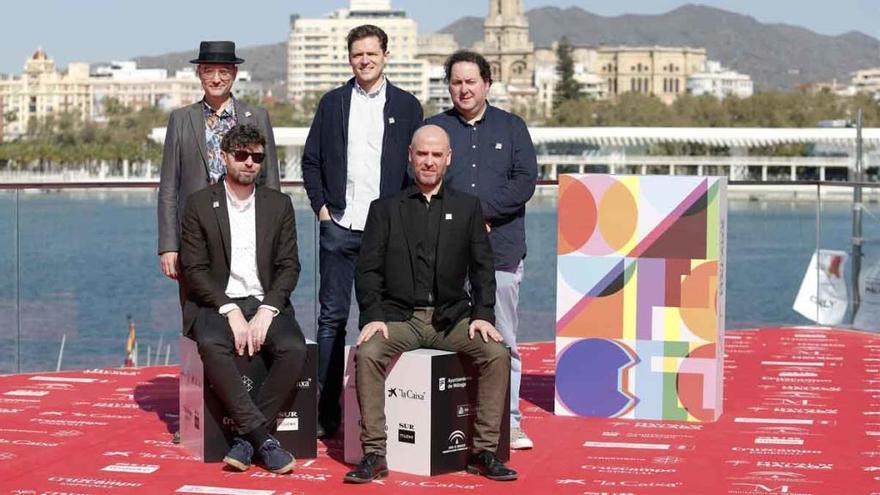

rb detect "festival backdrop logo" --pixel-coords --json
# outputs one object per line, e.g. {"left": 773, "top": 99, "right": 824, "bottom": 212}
{"left": 555, "top": 175, "right": 726, "bottom": 421}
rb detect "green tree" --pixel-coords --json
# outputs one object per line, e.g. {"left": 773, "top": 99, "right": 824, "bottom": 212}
{"left": 553, "top": 37, "right": 582, "bottom": 110}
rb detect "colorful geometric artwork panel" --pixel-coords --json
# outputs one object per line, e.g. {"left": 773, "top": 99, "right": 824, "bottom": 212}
{"left": 555, "top": 174, "right": 727, "bottom": 422}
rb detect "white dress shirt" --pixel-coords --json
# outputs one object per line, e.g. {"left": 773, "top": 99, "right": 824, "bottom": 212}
{"left": 334, "top": 77, "right": 386, "bottom": 231}
{"left": 218, "top": 183, "right": 278, "bottom": 317}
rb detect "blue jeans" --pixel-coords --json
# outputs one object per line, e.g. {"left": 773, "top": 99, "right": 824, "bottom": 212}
{"left": 316, "top": 220, "right": 362, "bottom": 429}
{"left": 495, "top": 261, "right": 524, "bottom": 429}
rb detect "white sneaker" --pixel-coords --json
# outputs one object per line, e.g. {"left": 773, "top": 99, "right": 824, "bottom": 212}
{"left": 510, "top": 426, "right": 533, "bottom": 450}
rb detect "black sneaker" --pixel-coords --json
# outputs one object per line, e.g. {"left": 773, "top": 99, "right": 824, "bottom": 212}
{"left": 257, "top": 435, "right": 295, "bottom": 474}
{"left": 344, "top": 452, "right": 389, "bottom": 484}
{"left": 466, "top": 450, "right": 518, "bottom": 481}
{"left": 222, "top": 436, "right": 253, "bottom": 471}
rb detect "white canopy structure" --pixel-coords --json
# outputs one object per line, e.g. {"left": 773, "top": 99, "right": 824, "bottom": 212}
{"left": 527, "top": 127, "right": 880, "bottom": 148}
{"left": 150, "top": 126, "right": 880, "bottom": 148}
{"left": 148, "top": 126, "right": 878, "bottom": 183}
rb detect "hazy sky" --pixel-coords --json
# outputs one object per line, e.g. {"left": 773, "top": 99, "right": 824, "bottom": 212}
{"left": 2, "top": 0, "right": 878, "bottom": 74}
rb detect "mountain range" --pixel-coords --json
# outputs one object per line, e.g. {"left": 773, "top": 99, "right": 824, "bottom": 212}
{"left": 132, "top": 4, "right": 880, "bottom": 90}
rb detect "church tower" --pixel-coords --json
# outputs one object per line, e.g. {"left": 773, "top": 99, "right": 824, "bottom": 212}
{"left": 476, "top": 0, "right": 536, "bottom": 96}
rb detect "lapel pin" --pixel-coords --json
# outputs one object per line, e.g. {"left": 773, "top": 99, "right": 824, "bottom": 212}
{"left": 445, "top": 213, "right": 453, "bottom": 220}
{"left": 245, "top": 111, "right": 252, "bottom": 118}
{"left": 388, "top": 117, "right": 396, "bottom": 124}
{"left": 495, "top": 142, "right": 503, "bottom": 150}
{"left": 212, "top": 201, "right": 220, "bottom": 208}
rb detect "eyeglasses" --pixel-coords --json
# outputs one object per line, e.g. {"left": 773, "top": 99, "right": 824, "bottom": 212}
{"left": 199, "top": 67, "right": 234, "bottom": 80}
{"left": 230, "top": 150, "right": 265, "bottom": 164}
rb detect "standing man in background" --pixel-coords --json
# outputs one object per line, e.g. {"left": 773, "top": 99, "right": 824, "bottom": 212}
{"left": 426, "top": 50, "right": 538, "bottom": 450}
{"left": 301, "top": 24, "right": 423, "bottom": 438}
{"left": 158, "top": 41, "right": 280, "bottom": 289}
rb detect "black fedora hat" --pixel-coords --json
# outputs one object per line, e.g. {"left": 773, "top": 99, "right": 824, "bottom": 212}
{"left": 189, "top": 41, "right": 245, "bottom": 65}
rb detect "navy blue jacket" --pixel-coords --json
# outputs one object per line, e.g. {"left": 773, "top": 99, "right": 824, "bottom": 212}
{"left": 301, "top": 78, "right": 423, "bottom": 217}
{"left": 426, "top": 105, "right": 538, "bottom": 271}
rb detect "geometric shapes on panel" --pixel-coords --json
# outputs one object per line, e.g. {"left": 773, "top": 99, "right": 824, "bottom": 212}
{"left": 555, "top": 338, "right": 637, "bottom": 417}
{"left": 558, "top": 175, "right": 597, "bottom": 255}
{"left": 676, "top": 343, "right": 720, "bottom": 422}
{"left": 556, "top": 174, "right": 727, "bottom": 422}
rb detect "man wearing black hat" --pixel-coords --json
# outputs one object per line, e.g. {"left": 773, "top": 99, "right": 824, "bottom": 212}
{"left": 158, "top": 41, "right": 281, "bottom": 288}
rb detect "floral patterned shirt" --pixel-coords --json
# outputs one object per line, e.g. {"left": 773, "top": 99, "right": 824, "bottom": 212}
{"left": 203, "top": 98, "right": 237, "bottom": 183}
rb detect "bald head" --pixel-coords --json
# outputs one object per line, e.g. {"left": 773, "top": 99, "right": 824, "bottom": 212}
{"left": 409, "top": 125, "right": 452, "bottom": 194}
{"left": 411, "top": 124, "right": 450, "bottom": 149}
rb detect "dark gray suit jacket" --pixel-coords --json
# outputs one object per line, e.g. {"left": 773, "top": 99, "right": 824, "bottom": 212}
{"left": 157, "top": 98, "right": 280, "bottom": 254}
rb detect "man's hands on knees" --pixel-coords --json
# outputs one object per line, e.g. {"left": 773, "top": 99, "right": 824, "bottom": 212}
{"left": 160, "top": 251, "right": 179, "bottom": 279}
{"left": 469, "top": 319, "right": 503, "bottom": 343}
{"left": 357, "top": 321, "right": 388, "bottom": 345}
{"left": 248, "top": 307, "right": 275, "bottom": 354}
{"left": 227, "top": 309, "right": 251, "bottom": 356}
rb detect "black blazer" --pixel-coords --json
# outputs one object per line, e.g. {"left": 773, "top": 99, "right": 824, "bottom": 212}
{"left": 179, "top": 182, "right": 300, "bottom": 335}
{"left": 300, "top": 78, "right": 423, "bottom": 217}
{"left": 355, "top": 187, "right": 496, "bottom": 332}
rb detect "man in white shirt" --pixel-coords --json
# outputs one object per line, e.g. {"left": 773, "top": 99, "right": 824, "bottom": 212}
{"left": 301, "top": 24, "right": 423, "bottom": 438}
{"left": 180, "top": 124, "right": 306, "bottom": 474}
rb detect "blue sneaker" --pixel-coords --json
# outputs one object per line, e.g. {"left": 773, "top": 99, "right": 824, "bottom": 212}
{"left": 258, "top": 435, "right": 295, "bottom": 474}
{"left": 223, "top": 436, "right": 253, "bottom": 471}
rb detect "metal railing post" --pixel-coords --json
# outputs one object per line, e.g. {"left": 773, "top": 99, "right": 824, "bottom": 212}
{"left": 852, "top": 109, "right": 864, "bottom": 321}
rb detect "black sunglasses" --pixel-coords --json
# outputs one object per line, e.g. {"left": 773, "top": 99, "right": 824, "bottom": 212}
{"left": 231, "top": 150, "right": 265, "bottom": 164}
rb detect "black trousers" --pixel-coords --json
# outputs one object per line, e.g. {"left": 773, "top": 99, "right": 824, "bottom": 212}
{"left": 192, "top": 296, "right": 307, "bottom": 436}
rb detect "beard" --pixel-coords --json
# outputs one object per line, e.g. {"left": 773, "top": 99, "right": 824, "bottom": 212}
{"left": 415, "top": 170, "right": 440, "bottom": 188}
{"left": 229, "top": 168, "right": 257, "bottom": 186}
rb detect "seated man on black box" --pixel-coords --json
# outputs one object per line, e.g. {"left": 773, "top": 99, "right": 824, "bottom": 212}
{"left": 180, "top": 124, "right": 306, "bottom": 474}
{"left": 345, "top": 124, "right": 517, "bottom": 483}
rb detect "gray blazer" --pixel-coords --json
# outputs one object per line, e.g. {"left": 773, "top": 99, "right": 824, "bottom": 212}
{"left": 157, "top": 99, "right": 280, "bottom": 254}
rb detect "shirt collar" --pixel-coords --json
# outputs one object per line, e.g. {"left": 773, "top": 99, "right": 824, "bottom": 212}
{"left": 203, "top": 96, "right": 236, "bottom": 118}
{"left": 407, "top": 183, "right": 445, "bottom": 200}
{"left": 353, "top": 77, "right": 387, "bottom": 99}
{"left": 453, "top": 101, "right": 490, "bottom": 126}
{"left": 223, "top": 180, "right": 255, "bottom": 211}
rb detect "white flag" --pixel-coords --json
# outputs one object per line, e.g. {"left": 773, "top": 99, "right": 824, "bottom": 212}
{"left": 853, "top": 258, "right": 880, "bottom": 331}
{"left": 792, "top": 250, "right": 848, "bottom": 325}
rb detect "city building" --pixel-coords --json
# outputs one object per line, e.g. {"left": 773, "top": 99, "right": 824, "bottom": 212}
{"left": 596, "top": 46, "right": 706, "bottom": 104}
{"left": 534, "top": 45, "right": 707, "bottom": 105}
{"left": 425, "top": 64, "right": 452, "bottom": 112}
{"left": 534, "top": 63, "right": 606, "bottom": 117}
{"left": 686, "top": 60, "right": 754, "bottom": 99}
{"left": 0, "top": 49, "right": 203, "bottom": 139}
{"left": 800, "top": 79, "right": 856, "bottom": 97}
{"left": 286, "top": 0, "right": 428, "bottom": 102}
{"left": 852, "top": 67, "right": 880, "bottom": 98}
{"left": 472, "top": 0, "right": 537, "bottom": 105}
{"left": 416, "top": 33, "right": 458, "bottom": 65}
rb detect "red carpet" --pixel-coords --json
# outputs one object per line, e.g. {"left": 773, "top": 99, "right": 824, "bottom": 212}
{"left": 0, "top": 326, "right": 878, "bottom": 494}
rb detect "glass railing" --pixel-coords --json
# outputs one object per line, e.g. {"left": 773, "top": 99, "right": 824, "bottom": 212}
{"left": 1, "top": 180, "right": 879, "bottom": 373}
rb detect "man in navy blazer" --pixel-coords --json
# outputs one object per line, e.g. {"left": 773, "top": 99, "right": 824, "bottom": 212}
{"left": 301, "top": 24, "right": 423, "bottom": 438}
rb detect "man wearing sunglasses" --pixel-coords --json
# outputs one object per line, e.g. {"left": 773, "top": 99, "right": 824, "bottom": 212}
{"left": 180, "top": 124, "right": 305, "bottom": 474}
{"left": 158, "top": 40, "right": 280, "bottom": 297}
